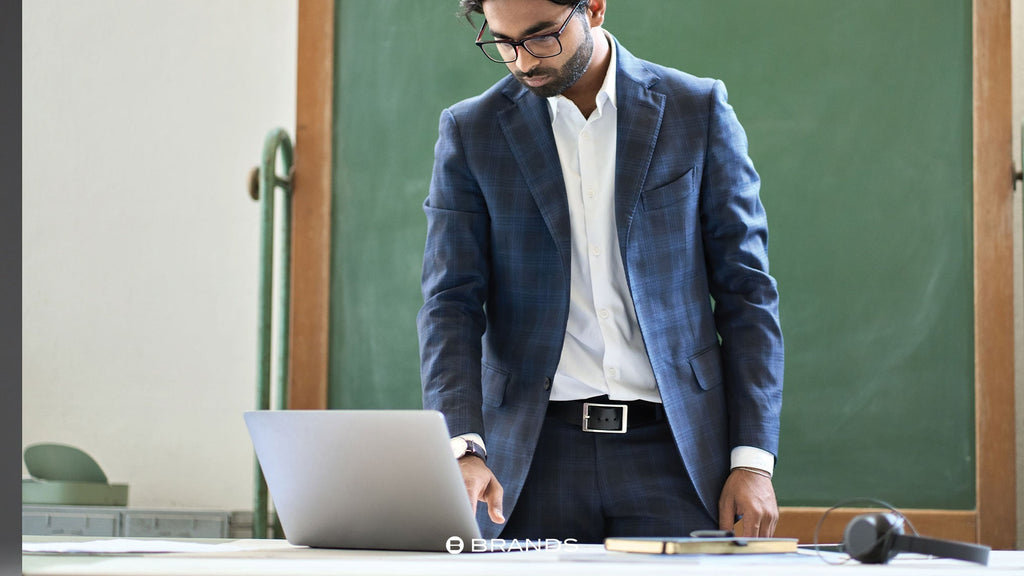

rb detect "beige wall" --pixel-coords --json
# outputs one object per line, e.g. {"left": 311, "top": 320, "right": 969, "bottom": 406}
{"left": 22, "top": 1, "right": 297, "bottom": 511}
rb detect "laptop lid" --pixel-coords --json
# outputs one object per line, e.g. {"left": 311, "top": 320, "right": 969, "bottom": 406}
{"left": 244, "top": 410, "right": 482, "bottom": 552}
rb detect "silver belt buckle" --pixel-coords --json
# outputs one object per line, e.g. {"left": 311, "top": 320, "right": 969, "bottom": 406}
{"left": 582, "top": 402, "right": 628, "bottom": 434}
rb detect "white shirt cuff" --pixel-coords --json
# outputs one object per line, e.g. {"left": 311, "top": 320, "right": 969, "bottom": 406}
{"left": 730, "top": 446, "right": 775, "bottom": 476}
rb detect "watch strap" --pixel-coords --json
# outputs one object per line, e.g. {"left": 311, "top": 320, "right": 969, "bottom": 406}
{"left": 460, "top": 439, "right": 486, "bottom": 462}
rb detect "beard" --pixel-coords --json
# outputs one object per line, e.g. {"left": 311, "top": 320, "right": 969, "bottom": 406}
{"left": 514, "top": 25, "right": 594, "bottom": 98}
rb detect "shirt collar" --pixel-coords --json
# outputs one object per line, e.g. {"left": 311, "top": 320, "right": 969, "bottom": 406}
{"left": 547, "top": 30, "right": 617, "bottom": 122}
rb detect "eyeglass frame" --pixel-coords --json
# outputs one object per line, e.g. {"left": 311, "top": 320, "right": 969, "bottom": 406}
{"left": 474, "top": 1, "right": 588, "bottom": 64}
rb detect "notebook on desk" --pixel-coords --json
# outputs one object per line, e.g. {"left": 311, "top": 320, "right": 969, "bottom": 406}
{"left": 605, "top": 536, "right": 799, "bottom": 555}
{"left": 244, "top": 410, "right": 482, "bottom": 552}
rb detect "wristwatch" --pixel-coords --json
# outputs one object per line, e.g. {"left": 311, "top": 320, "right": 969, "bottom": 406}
{"left": 451, "top": 436, "right": 487, "bottom": 462}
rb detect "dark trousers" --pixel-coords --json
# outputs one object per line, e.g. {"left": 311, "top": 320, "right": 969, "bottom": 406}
{"left": 499, "top": 403, "right": 716, "bottom": 543}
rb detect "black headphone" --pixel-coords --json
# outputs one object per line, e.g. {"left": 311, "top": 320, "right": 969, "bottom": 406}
{"left": 842, "top": 512, "right": 990, "bottom": 565}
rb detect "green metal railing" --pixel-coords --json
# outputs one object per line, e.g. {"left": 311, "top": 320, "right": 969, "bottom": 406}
{"left": 249, "top": 128, "right": 294, "bottom": 539}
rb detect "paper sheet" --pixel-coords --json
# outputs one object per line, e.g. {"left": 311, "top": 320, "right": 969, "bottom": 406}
{"left": 23, "top": 539, "right": 259, "bottom": 555}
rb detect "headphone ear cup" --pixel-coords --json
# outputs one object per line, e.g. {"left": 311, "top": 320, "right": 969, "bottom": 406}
{"left": 843, "top": 513, "right": 903, "bottom": 564}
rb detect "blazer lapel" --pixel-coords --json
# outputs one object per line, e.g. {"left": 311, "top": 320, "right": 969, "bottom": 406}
{"left": 613, "top": 42, "right": 665, "bottom": 264}
{"left": 498, "top": 83, "right": 572, "bottom": 274}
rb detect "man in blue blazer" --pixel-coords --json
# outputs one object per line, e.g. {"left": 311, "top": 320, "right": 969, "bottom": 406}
{"left": 419, "top": 0, "right": 783, "bottom": 542}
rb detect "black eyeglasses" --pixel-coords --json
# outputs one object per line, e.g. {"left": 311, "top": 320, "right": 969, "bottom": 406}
{"left": 474, "top": 1, "right": 587, "bottom": 64}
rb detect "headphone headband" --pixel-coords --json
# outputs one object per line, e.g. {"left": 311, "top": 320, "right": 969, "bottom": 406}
{"left": 843, "top": 513, "right": 989, "bottom": 566}
{"left": 893, "top": 534, "right": 990, "bottom": 565}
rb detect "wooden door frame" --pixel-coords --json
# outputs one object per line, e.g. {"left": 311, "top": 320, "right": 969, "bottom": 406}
{"left": 288, "top": 0, "right": 1016, "bottom": 547}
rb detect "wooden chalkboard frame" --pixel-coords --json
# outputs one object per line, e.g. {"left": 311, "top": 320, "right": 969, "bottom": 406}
{"left": 285, "top": 0, "right": 1015, "bottom": 548}
{"left": 286, "top": 0, "right": 334, "bottom": 411}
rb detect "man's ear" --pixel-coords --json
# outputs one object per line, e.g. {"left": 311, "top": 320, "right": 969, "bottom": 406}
{"left": 584, "top": 0, "right": 606, "bottom": 27}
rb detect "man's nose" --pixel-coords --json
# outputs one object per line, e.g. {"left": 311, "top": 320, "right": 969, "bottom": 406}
{"left": 514, "top": 48, "right": 540, "bottom": 73}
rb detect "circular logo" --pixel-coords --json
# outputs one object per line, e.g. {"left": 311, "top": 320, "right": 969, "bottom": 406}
{"left": 446, "top": 536, "right": 465, "bottom": 554}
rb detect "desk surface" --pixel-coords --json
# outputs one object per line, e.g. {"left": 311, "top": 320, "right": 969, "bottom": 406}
{"left": 23, "top": 537, "right": 1024, "bottom": 576}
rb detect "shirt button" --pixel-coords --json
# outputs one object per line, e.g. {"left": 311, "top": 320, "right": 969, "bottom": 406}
{"left": 586, "top": 188, "right": 595, "bottom": 198}
{"left": 598, "top": 309, "right": 610, "bottom": 319}
{"left": 590, "top": 245, "right": 601, "bottom": 256}
{"left": 607, "top": 367, "right": 618, "bottom": 379}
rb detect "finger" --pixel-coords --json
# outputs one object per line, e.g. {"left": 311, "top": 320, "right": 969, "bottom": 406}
{"left": 747, "top": 514, "right": 764, "bottom": 538}
{"left": 484, "top": 477, "right": 505, "bottom": 524}
{"left": 736, "top": 512, "right": 755, "bottom": 538}
{"left": 462, "top": 474, "right": 481, "bottom": 513}
{"left": 718, "top": 499, "right": 736, "bottom": 532}
{"left": 765, "top": 508, "right": 779, "bottom": 538}
{"left": 758, "top": 510, "right": 774, "bottom": 538}
{"left": 747, "top": 506, "right": 777, "bottom": 538}
{"left": 486, "top": 502, "right": 504, "bottom": 524}
{"left": 460, "top": 460, "right": 487, "bottom": 515}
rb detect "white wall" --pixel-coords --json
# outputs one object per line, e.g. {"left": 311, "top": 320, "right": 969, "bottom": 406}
{"left": 23, "top": 0, "right": 297, "bottom": 511}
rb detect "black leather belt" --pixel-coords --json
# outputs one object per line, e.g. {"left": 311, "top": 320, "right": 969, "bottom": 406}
{"left": 546, "top": 396, "right": 666, "bottom": 433}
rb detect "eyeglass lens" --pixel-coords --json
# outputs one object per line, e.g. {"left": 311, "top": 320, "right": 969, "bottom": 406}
{"left": 481, "top": 36, "right": 562, "bottom": 63}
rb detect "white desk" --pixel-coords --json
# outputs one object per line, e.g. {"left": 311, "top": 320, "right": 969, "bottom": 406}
{"left": 23, "top": 538, "right": 1024, "bottom": 576}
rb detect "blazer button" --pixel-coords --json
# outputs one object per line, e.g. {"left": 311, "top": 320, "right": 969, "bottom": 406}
{"left": 543, "top": 378, "right": 552, "bottom": 391}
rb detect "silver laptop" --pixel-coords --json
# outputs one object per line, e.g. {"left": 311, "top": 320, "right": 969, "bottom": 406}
{"left": 244, "top": 410, "right": 482, "bottom": 552}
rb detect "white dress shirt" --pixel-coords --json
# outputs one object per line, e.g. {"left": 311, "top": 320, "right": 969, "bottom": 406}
{"left": 547, "top": 38, "right": 661, "bottom": 404}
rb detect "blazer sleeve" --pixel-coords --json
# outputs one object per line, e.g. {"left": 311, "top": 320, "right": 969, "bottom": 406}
{"left": 699, "top": 80, "right": 784, "bottom": 457}
{"left": 417, "top": 108, "right": 490, "bottom": 440}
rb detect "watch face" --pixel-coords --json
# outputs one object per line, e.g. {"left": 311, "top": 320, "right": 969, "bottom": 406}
{"left": 450, "top": 437, "right": 468, "bottom": 459}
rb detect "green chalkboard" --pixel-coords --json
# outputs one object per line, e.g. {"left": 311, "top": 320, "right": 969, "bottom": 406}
{"left": 329, "top": 0, "right": 974, "bottom": 509}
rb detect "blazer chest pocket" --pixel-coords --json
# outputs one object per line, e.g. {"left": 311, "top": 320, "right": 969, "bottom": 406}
{"left": 641, "top": 167, "right": 696, "bottom": 211}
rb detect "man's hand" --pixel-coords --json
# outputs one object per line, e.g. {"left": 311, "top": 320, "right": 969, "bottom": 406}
{"left": 718, "top": 468, "right": 778, "bottom": 537}
{"left": 458, "top": 456, "right": 505, "bottom": 524}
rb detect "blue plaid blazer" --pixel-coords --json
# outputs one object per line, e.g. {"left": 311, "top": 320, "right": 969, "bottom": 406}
{"left": 418, "top": 39, "right": 783, "bottom": 538}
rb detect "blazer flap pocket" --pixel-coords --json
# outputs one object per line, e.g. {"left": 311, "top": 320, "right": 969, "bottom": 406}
{"left": 641, "top": 167, "right": 695, "bottom": 211}
{"left": 481, "top": 363, "right": 510, "bottom": 407}
{"left": 689, "top": 345, "right": 723, "bottom": 391}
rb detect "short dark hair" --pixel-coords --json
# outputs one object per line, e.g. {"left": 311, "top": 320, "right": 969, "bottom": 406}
{"left": 457, "top": 0, "right": 580, "bottom": 23}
